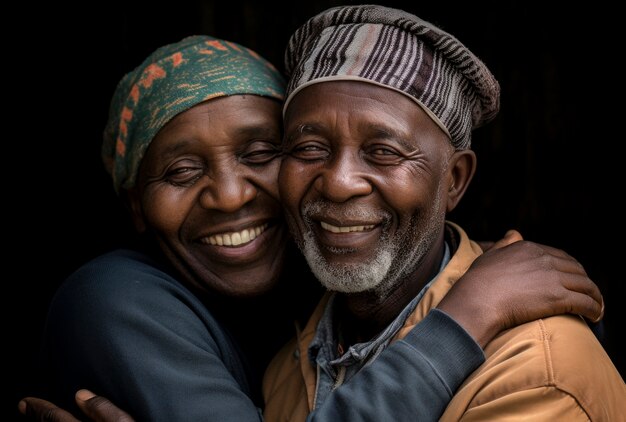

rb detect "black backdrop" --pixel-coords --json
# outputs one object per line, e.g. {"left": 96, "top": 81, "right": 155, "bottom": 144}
{"left": 7, "top": 0, "right": 624, "bottom": 419}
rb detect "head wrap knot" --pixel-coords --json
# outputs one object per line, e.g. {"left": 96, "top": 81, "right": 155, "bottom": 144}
{"left": 284, "top": 4, "right": 500, "bottom": 149}
{"left": 103, "top": 35, "right": 285, "bottom": 192}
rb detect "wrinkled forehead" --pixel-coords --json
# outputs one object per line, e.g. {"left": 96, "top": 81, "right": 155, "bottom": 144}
{"left": 283, "top": 80, "right": 451, "bottom": 150}
{"left": 284, "top": 77, "right": 443, "bottom": 134}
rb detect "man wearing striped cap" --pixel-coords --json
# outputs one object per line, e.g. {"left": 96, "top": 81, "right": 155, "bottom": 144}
{"left": 263, "top": 4, "right": 625, "bottom": 421}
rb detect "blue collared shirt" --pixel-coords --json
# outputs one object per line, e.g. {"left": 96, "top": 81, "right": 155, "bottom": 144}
{"left": 309, "top": 242, "right": 451, "bottom": 409}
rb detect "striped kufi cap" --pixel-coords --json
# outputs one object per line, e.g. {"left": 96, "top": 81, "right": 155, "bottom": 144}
{"left": 284, "top": 4, "right": 500, "bottom": 149}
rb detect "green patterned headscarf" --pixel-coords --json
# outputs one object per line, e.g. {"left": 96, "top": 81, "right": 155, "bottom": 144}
{"left": 102, "top": 35, "right": 286, "bottom": 193}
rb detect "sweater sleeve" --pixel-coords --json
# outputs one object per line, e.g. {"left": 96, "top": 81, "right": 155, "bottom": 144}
{"left": 306, "top": 309, "right": 484, "bottom": 421}
{"left": 42, "top": 251, "right": 264, "bottom": 422}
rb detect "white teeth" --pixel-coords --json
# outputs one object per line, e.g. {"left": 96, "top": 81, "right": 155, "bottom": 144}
{"left": 204, "top": 224, "right": 268, "bottom": 247}
{"left": 320, "top": 221, "right": 374, "bottom": 233}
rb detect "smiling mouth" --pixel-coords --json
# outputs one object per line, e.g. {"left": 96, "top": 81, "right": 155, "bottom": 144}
{"left": 201, "top": 223, "right": 269, "bottom": 247}
{"left": 320, "top": 221, "right": 375, "bottom": 233}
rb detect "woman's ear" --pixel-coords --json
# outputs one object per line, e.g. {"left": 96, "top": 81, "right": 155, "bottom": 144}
{"left": 446, "top": 149, "right": 476, "bottom": 212}
{"left": 122, "top": 188, "right": 147, "bottom": 233}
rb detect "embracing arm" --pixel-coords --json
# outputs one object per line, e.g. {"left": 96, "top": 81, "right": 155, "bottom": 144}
{"left": 34, "top": 251, "right": 264, "bottom": 422}
{"left": 19, "top": 313, "right": 474, "bottom": 422}
{"left": 438, "top": 231, "right": 603, "bottom": 348}
{"left": 305, "top": 230, "right": 603, "bottom": 421}
{"left": 20, "top": 235, "right": 603, "bottom": 422}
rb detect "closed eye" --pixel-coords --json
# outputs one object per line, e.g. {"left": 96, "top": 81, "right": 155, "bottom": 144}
{"left": 165, "top": 165, "right": 204, "bottom": 186}
{"left": 288, "top": 142, "right": 330, "bottom": 161}
{"left": 240, "top": 141, "right": 282, "bottom": 165}
{"left": 365, "top": 145, "right": 404, "bottom": 165}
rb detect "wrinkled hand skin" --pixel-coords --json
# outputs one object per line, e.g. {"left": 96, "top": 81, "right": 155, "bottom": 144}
{"left": 438, "top": 230, "right": 604, "bottom": 348}
{"left": 19, "top": 390, "right": 135, "bottom": 422}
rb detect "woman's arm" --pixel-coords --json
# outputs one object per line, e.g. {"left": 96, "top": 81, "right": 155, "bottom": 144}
{"left": 39, "top": 250, "right": 264, "bottom": 422}
{"left": 20, "top": 235, "right": 603, "bottom": 422}
{"left": 306, "top": 231, "right": 603, "bottom": 420}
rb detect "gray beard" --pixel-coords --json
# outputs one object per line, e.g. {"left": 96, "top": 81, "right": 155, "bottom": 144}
{"left": 296, "top": 190, "right": 445, "bottom": 295}
{"left": 301, "top": 227, "right": 396, "bottom": 293}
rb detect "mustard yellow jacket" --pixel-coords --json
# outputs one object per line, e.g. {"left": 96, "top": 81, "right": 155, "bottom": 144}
{"left": 263, "top": 223, "right": 626, "bottom": 421}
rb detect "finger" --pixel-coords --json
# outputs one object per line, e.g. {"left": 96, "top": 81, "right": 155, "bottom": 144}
{"left": 512, "top": 242, "right": 589, "bottom": 277}
{"left": 543, "top": 256, "right": 602, "bottom": 307}
{"left": 535, "top": 247, "right": 600, "bottom": 312}
{"left": 476, "top": 240, "right": 495, "bottom": 252}
{"left": 526, "top": 243, "right": 585, "bottom": 271}
{"left": 76, "top": 390, "right": 135, "bottom": 422}
{"left": 555, "top": 288, "right": 604, "bottom": 323}
{"left": 19, "top": 397, "right": 80, "bottom": 422}
{"left": 548, "top": 272, "right": 604, "bottom": 321}
{"left": 476, "top": 229, "right": 521, "bottom": 252}
{"left": 552, "top": 265, "right": 603, "bottom": 304}
{"left": 595, "top": 299, "right": 605, "bottom": 323}
{"left": 489, "top": 229, "right": 523, "bottom": 250}
{"left": 539, "top": 253, "right": 589, "bottom": 276}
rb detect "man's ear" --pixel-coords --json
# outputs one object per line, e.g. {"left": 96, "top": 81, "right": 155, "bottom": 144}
{"left": 122, "top": 187, "right": 147, "bottom": 233}
{"left": 446, "top": 149, "right": 476, "bottom": 212}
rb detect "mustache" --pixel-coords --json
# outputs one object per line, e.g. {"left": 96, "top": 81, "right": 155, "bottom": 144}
{"left": 302, "top": 200, "right": 392, "bottom": 224}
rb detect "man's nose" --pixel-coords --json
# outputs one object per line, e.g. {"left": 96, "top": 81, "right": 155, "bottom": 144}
{"left": 315, "top": 149, "right": 372, "bottom": 202}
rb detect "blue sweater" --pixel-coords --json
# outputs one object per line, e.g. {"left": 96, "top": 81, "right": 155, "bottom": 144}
{"left": 41, "top": 249, "right": 483, "bottom": 421}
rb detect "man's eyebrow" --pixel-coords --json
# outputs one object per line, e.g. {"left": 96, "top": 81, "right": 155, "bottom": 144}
{"left": 367, "top": 125, "right": 416, "bottom": 151}
{"left": 283, "top": 123, "right": 417, "bottom": 150}
{"left": 284, "top": 124, "right": 320, "bottom": 144}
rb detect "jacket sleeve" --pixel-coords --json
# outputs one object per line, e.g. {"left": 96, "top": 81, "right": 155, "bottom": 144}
{"left": 457, "top": 387, "right": 591, "bottom": 420}
{"left": 42, "top": 252, "right": 264, "bottom": 422}
{"left": 307, "top": 309, "right": 484, "bottom": 421}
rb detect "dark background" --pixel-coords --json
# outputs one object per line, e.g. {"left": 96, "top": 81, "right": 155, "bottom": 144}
{"left": 7, "top": 0, "right": 623, "bottom": 419}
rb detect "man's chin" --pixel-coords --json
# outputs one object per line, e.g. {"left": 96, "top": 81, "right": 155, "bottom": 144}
{"left": 300, "top": 230, "right": 395, "bottom": 292}
{"left": 306, "top": 255, "right": 392, "bottom": 294}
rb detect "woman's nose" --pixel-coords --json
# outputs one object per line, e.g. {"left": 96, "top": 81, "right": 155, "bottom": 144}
{"left": 199, "top": 170, "right": 257, "bottom": 212}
